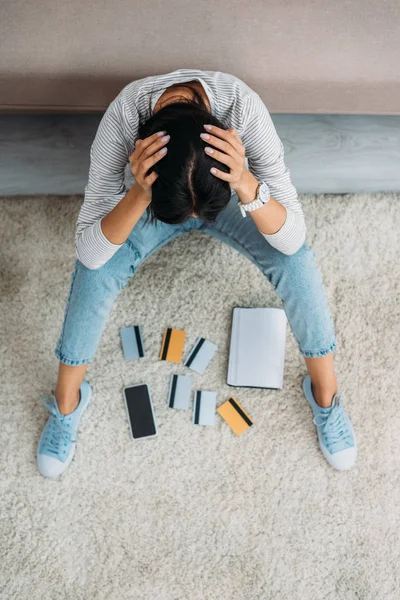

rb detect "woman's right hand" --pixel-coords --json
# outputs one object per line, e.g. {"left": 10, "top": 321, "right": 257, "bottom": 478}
{"left": 129, "top": 131, "right": 170, "bottom": 200}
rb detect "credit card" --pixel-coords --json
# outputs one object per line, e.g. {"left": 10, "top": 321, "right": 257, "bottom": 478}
{"left": 159, "top": 328, "right": 186, "bottom": 363}
{"left": 168, "top": 374, "right": 192, "bottom": 410}
{"left": 120, "top": 326, "right": 145, "bottom": 359}
{"left": 184, "top": 337, "right": 218, "bottom": 375}
{"left": 217, "top": 397, "right": 253, "bottom": 435}
{"left": 193, "top": 390, "right": 217, "bottom": 426}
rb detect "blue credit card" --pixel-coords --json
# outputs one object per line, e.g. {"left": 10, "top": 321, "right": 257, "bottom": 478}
{"left": 184, "top": 337, "right": 218, "bottom": 374}
{"left": 193, "top": 390, "right": 217, "bottom": 426}
{"left": 120, "top": 326, "right": 145, "bottom": 360}
{"left": 168, "top": 374, "right": 192, "bottom": 410}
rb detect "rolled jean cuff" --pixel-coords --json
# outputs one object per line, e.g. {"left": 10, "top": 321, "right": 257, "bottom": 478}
{"left": 300, "top": 340, "right": 337, "bottom": 358}
{"left": 54, "top": 347, "right": 93, "bottom": 366}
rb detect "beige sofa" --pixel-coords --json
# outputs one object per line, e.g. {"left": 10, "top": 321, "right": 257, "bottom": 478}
{"left": 1, "top": 0, "right": 399, "bottom": 115}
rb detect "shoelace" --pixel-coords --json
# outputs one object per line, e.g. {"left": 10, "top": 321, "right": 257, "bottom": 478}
{"left": 40, "top": 393, "right": 77, "bottom": 453}
{"left": 312, "top": 393, "right": 353, "bottom": 453}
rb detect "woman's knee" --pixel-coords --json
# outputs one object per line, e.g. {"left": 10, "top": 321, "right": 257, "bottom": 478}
{"left": 54, "top": 249, "right": 134, "bottom": 365}
{"left": 268, "top": 242, "right": 318, "bottom": 291}
{"left": 87, "top": 242, "right": 137, "bottom": 291}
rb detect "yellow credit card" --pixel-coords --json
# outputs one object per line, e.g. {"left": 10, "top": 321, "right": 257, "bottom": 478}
{"left": 217, "top": 397, "right": 253, "bottom": 435}
{"left": 159, "top": 328, "right": 186, "bottom": 363}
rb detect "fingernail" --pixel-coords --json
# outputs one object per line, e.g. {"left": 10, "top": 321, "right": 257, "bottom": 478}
{"left": 205, "top": 147, "right": 214, "bottom": 153}
{"left": 204, "top": 124, "right": 212, "bottom": 130}
{"left": 200, "top": 133, "right": 210, "bottom": 139}
{"left": 157, "top": 131, "right": 167, "bottom": 137}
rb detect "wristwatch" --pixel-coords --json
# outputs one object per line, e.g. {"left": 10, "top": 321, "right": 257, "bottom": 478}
{"left": 238, "top": 180, "right": 271, "bottom": 218}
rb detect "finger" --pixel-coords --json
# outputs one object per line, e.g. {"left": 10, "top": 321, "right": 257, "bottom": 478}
{"left": 205, "top": 147, "right": 237, "bottom": 171}
{"left": 133, "top": 132, "right": 168, "bottom": 161}
{"left": 143, "top": 138, "right": 170, "bottom": 164}
{"left": 209, "top": 166, "right": 233, "bottom": 182}
{"left": 202, "top": 125, "right": 244, "bottom": 155}
{"left": 145, "top": 171, "right": 158, "bottom": 186}
{"left": 226, "top": 128, "right": 246, "bottom": 155}
{"left": 130, "top": 137, "right": 168, "bottom": 169}
{"left": 140, "top": 146, "right": 168, "bottom": 177}
{"left": 141, "top": 136, "right": 170, "bottom": 163}
{"left": 203, "top": 141, "right": 243, "bottom": 169}
{"left": 231, "top": 128, "right": 246, "bottom": 152}
{"left": 201, "top": 132, "right": 243, "bottom": 163}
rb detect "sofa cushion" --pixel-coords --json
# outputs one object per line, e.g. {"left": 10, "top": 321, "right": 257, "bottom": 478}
{"left": 1, "top": 0, "right": 399, "bottom": 114}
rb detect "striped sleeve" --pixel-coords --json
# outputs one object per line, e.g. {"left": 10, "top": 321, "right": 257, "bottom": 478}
{"left": 75, "top": 93, "right": 137, "bottom": 270}
{"left": 240, "top": 92, "right": 307, "bottom": 255}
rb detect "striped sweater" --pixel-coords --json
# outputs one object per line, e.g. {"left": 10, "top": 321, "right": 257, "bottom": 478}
{"left": 76, "top": 68, "right": 306, "bottom": 269}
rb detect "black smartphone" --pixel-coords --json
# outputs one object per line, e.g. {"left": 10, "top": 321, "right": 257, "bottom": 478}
{"left": 123, "top": 384, "right": 157, "bottom": 440}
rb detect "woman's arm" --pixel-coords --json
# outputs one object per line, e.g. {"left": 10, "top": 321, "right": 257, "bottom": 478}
{"left": 75, "top": 92, "right": 141, "bottom": 270}
{"left": 234, "top": 170, "right": 288, "bottom": 236}
{"left": 239, "top": 93, "right": 307, "bottom": 255}
{"left": 100, "top": 184, "right": 150, "bottom": 246}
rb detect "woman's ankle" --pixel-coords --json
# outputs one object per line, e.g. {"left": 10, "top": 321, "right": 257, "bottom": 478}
{"left": 54, "top": 388, "right": 80, "bottom": 415}
{"left": 311, "top": 382, "right": 337, "bottom": 408}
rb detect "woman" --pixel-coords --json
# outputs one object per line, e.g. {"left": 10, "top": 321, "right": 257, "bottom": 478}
{"left": 37, "top": 68, "right": 357, "bottom": 478}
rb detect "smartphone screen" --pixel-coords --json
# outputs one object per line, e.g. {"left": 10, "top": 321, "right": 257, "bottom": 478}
{"left": 124, "top": 384, "right": 157, "bottom": 439}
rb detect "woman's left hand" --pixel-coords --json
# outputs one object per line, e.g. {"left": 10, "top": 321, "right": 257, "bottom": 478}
{"left": 199, "top": 124, "right": 249, "bottom": 193}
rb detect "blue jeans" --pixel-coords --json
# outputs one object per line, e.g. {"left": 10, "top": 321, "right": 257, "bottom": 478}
{"left": 55, "top": 195, "right": 337, "bottom": 366}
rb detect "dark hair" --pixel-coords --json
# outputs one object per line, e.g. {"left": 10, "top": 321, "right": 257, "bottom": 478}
{"left": 136, "top": 83, "right": 231, "bottom": 226}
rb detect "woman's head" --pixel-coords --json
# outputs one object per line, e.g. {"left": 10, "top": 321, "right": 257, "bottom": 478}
{"left": 137, "top": 87, "right": 231, "bottom": 225}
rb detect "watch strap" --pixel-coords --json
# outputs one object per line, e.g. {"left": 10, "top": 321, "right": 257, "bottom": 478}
{"left": 238, "top": 180, "right": 270, "bottom": 217}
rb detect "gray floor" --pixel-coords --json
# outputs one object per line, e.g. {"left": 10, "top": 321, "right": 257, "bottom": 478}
{"left": 1, "top": 114, "right": 400, "bottom": 195}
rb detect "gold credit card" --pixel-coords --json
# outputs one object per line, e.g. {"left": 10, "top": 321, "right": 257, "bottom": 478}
{"left": 159, "top": 328, "right": 186, "bottom": 363}
{"left": 217, "top": 397, "right": 253, "bottom": 436}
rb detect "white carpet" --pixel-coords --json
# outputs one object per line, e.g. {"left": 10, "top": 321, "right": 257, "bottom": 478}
{"left": 1, "top": 193, "right": 399, "bottom": 600}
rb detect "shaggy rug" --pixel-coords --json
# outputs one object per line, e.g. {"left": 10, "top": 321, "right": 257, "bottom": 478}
{"left": 0, "top": 193, "right": 399, "bottom": 600}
